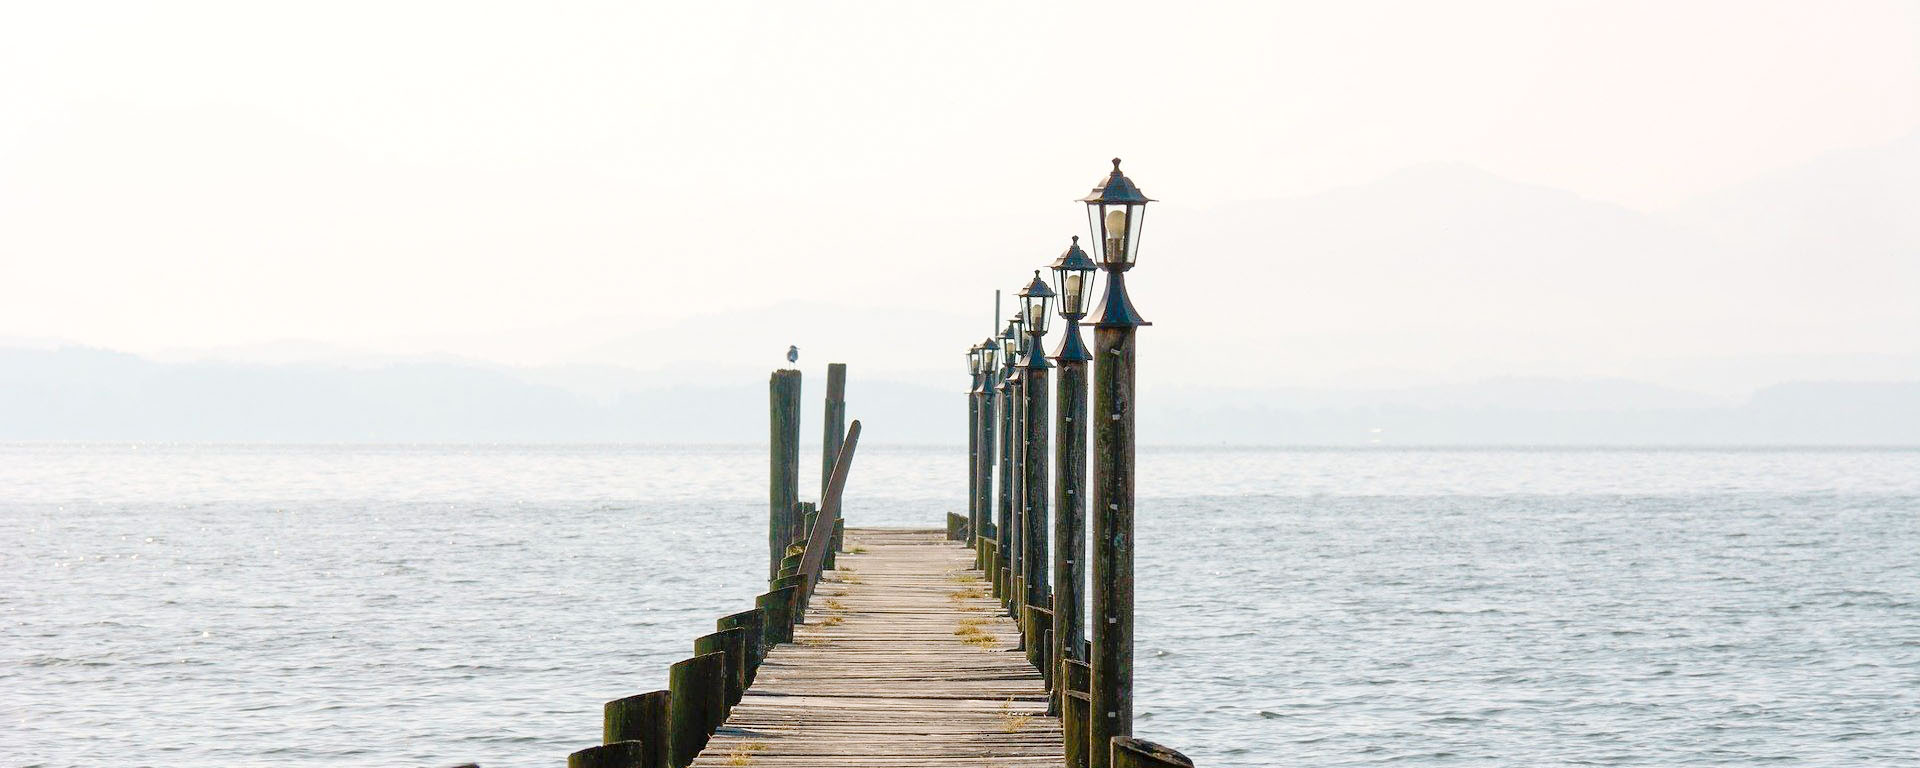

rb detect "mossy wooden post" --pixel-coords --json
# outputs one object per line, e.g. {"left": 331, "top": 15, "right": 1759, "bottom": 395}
{"left": 693, "top": 627, "right": 749, "bottom": 712}
{"left": 756, "top": 586, "right": 797, "bottom": 645}
{"left": 975, "top": 360, "right": 998, "bottom": 570}
{"left": 825, "top": 518, "right": 843, "bottom": 570}
{"left": 1025, "top": 603, "right": 1055, "bottom": 702}
{"left": 1063, "top": 659, "right": 1092, "bottom": 768}
{"left": 769, "top": 369, "right": 802, "bottom": 581}
{"left": 603, "top": 690, "right": 669, "bottom": 768}
{"left": 1021, "top": 331, "right": 1051, "bottom": 619}
{"left": 667, "top": 651, "right": 728, "bottom": 768}
{"left": 1111, "top": 738, "right": 1194, "bottom": 768}
{"left": 967, "top": 363, "right": 983, "bottom": 549}
{"left": 1007, "top": 369, "right": 1025, "bottom": 617}
{"left": 570, "top": 741, "right": 650, "bottom": 768}
{"left": 821, "top": 362, "right": 846, "bottom": 497}
{"left": 717, "top": 609, "right": 764, "bottom": 686}
{"left": 1053, "top": 312, "right": 1092, "bottom": 703}
{"left": 770, "top": 573, "right": 806, "bottom": 616}
{"left": 1090, "top": 313, "right": 1141, "bottom": 768}
{"left": 995, "top": 361, "right": 1015, "bottom": 596}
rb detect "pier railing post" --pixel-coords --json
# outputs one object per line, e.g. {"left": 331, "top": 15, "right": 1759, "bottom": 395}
{"left": 570, "top": 741, "right": 651, "bottom": 768}
{"left": 667, "top": 651, "right": 728, "bottom": 768}
{"left": 1111, "top": 737, "right": 1195, "bottom": 768}
{"left": 602, "top": 689, "right": 670, "bottom": 768}
{"left": 693, "top": 627, "right": 749, "bottom": 714}
{"left": 769, "top": 369, "right": 802, "bottom": 581}
{"left": 717, "top": 609, "right": 765, "bottom": 686}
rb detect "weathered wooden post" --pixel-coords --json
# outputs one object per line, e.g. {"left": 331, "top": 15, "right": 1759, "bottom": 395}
{"left": 603, "top": 690, "right": 670, "bottom": 768}
{"left": 1051, "top": 237, "right": 1097, "bottom": 708}
{"left": 966, "top": 345, "right": 984, "bottom": 550}
{"left": 570, "top": 740, "right": 651, "bottom": 768}
{"left": 667, "top": 651, "right": 728, "bottom": 768}
{"left": 716, "top": 609, "right": 764, "bottom": 685}
{"left": 1111, "top": 738, "right": 1195, "bottom": 768}
{"left": 821, "top": 362, "right": 846, "bottom": 498}
{"left": 994, "top": 320, "right": 1019, "bottom": 602}
{"left": 769, "top": 369, "right": 802, "bottom": 581}
{"left": 1006, "top": 333, "right": 1026, "bottom": 619}
{"left": 757, "top": 586, "right": 797, "bottom": 645}
{"left": 1018, "top": 271, "right": 1054, "bottom": 620}
{"left": 693, "top": 627, "right": 749, "bottom": 713}
{"left": 974, "top": 335, "right": 1000, "bottom": 568}
{"left": 1063, "top": 659, "right": 1093, "bottom": 768}
{"left": 1084, "top": 158, "right": 1152, "bottom": 768}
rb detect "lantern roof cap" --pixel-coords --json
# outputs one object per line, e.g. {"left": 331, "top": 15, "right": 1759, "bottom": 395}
{"left": 1081, "top": 158, "right": 1154, "bottom": 205}
{"left": 1018, "top": 270, "right": 1055, "bottom": 299}
{"left": 1050, "top": 236, "right": 1098, "bottom": 272}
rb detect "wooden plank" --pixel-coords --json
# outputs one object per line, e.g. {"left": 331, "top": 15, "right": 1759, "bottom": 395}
{"left": 688, "top": 527, "right": 1064, "bottom": 768}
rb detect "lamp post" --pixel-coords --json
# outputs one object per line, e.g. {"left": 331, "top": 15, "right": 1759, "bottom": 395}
{"left": 976, "top": 336, "right": 1000, "bottom": 565}
{"left": 967, "top": 343, "right": 985, "bottom": 554}
{"left": 1018, "top": 271, "right": 1055, "bottom": 622}
{"left": 995, "top": 318, "right": 1020, "bottom": 601}
{"left": 1049, "top": 236, "right": 1097, "bottom": 715}
{"left": 1083, "top": 158, "right": 1152, "bottom": 768}
{"left": 1006, "top": 309, "right": 1028, "bottom": 617}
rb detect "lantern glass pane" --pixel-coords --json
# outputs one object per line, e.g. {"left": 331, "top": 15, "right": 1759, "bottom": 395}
{"left": 1123, "top": 205, "right": 1146, "bottom": 266}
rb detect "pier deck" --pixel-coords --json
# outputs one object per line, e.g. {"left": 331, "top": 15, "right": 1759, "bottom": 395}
{"left": 690, "top": 527, "right": 1063, "bottom": 768}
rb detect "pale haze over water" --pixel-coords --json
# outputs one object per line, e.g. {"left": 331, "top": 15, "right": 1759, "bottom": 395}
{"left": 4, "top": 444, "right": 1917, "bottom": 766}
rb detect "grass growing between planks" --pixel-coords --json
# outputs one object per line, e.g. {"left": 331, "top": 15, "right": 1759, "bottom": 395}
{"left": 997, "top": 697, "right": 1034, "bottom": 733}
{"left": 824, "top": 598, "right": 846, "bottom": 611}
{"left": 954, "top": 617, "right": 998, "bottom": 648}
{"left": 819, "top": 614, "right": 844, "bottom": 627}
{"left": 723, "top": 741, "right": 768, "bottom": 766}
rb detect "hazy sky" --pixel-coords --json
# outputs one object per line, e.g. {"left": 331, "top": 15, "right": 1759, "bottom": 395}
{"left": 3, "top": 1, "right": 1916, "bottom": 391}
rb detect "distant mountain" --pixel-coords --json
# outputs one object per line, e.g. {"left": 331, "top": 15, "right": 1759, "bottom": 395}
{"left": 1142, "top": 142, "right": 1919, "bottom": 395}
{"left": 3, "top": 347, "right": 1914, "bottom": 445}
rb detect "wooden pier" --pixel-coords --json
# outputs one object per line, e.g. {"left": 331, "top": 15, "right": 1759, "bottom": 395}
{"left": 690, "top": 527, "right": 1062, "bottom": 768}
{"left": 563, "top": 358, "right": 1191, "bottom": 768}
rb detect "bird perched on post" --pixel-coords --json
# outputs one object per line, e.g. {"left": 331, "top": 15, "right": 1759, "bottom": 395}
{"left": 787, "top": 345, "right": 799, "bottom": 365}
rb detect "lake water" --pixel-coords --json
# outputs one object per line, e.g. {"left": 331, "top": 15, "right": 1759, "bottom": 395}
{"left": 3, "top": 445, "right": 1917, "bottom": 767}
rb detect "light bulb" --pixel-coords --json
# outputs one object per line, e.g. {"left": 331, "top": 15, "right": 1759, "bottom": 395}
{"left": 1105, "top": 209, "right": 1127, "bottom": 238}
